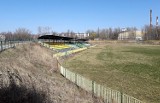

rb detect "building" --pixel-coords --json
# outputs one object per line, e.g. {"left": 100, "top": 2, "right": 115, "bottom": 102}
{"left": 118, "top": 31, "right": 144, "bottom": 40}
{"left": 58, "top": 33, "right": 89, "bottom": 39}
{"left": 75, "top": 33, "right": 89, "bottom": 39}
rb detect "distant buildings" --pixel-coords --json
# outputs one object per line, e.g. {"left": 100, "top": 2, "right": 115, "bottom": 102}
{"left": 74, "top": 33, "right": 89, "bottom": 39}
{"left": 118, "top": 31, "right": 144, "bottom": 41}
{"left": 58, "top": 33, "right": 89, "bottom": 39}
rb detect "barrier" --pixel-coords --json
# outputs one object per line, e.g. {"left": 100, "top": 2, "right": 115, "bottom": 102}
{"left": 59, "top": 64, "right": 144, "bottom": 103}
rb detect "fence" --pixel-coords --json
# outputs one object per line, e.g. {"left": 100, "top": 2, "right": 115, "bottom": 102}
{"left": 0, "top": 40, "right": 31, "bottom": 52}
{"left": 58, "top": 63, "right": 144, "bottom": 103}
{"left": 39, "top": 41, "right": 144, "bottom": 103}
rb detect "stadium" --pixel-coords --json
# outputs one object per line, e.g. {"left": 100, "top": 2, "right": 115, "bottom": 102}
{"left": 37, "top": 34, "right": 160, "bottom": 103}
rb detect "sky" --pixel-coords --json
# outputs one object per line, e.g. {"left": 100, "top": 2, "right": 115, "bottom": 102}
{"left": 0, "top": 0, "right": 159, "bottom": 34}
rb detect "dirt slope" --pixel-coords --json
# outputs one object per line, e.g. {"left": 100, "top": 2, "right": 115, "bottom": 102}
{"left": 0, "top": 43, "right": 103, "bottom": 103}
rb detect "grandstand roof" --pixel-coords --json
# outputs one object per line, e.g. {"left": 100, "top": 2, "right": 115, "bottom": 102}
{"left": 38, "top": 35, "right": 73, "bottom": 40}
{"left": 76, "top": 38, "right": 89, "bottom": 41}
{"left": 38, "top": 35, "right": 89, "bottom": 41}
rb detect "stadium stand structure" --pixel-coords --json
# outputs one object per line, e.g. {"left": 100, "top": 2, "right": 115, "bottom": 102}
{"left": 38, "top": 35, "right": 90, "bottom": 53}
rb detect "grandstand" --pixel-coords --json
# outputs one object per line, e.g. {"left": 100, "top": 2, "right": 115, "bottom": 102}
{"left": 38, "top": 35, "right": 90, "bottom": 53}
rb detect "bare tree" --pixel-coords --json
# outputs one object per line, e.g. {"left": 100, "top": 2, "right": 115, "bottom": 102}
{"left": 0, "top": 32, "right": 13, "bottom": 41}
{"left": 99, "top": 29, "right": 107, "bottom": 40}
{"left": 14, "top": 28, "right": 32, "bottom": 41}
{"left": 86, "top": 30, "right": 97, "bottom": 40}
{"left": 142, "top": 25, "right": 160, "bottom": 40}
{"left": 38, "top": 26, "right": 52, "bottom": 35}
{"left": 112, "top": 28, "right": 121, "bottom": 40}
{"left": 86, "top": 27, "right": 121, "bottom": 40}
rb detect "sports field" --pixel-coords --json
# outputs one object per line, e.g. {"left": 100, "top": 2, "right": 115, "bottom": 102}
{"left": 63, "top": 43, "right": 160, "bottom": 103}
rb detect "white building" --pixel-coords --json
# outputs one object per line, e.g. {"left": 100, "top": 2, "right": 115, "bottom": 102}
{"left": 118, "top": 31, "right": 144, "bottom": 40}
{"left": 75, "top": 33, "right": 89, "bottom": 39}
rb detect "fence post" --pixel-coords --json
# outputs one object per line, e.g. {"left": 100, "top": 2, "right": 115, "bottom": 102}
{"left": 8, "top": 41, "right": 9, "bottom": 48}
{"left": 112, "top": 98, "right": 116, "bottom": 103}
{"left": 92, "top": 81, "right": 94, "bottom": 97}
{"left": 10, "top": 41, "right": 12, "bottom": 47}
{"left": 4, "top": 40, "right": 6, "bottom": 49}
{"left": 6, "top": 41, "right": 8, "bottom": 48}
{"left": 8, "top": 40, "right": 11, "bottom": 48}
{"left": 14, "top": 40, "right": 15, "bottom": 47}
{"left": 75, "top": 73, "right": 77, "bottom": 85}
{"left": 121, "top": 92, "right": 123, "bottom": 103}
{"left": 0, "top": 41, "right": 2, "bottom": 51}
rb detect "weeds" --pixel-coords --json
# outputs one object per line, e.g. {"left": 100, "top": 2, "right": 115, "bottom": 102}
{"left": 0, "top": 71, "right": 51, "bottom": 103}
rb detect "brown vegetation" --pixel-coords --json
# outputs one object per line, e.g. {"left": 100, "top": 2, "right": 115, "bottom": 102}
{"left": 0, "top": 43, "right": 103, "bottom": 103}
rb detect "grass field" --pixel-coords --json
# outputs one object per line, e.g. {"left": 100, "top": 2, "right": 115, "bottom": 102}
{"left": 63, "top": 43, "right": 160, "bottom": 103}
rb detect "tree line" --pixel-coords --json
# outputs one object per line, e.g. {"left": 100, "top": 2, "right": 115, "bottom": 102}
{"left": 87, "top": 25, "right": 160, "bottom": 40}
{"left": 142, "top": 25, "right": 160, "bottom": 40}
{"left": 86, "top": 27, "right": 137, "bottom": 40}
{"left": 0, "top": 25, "right": 160, "bottom": 41}
{"left": 0, "top": 28, "right": 33, "bottom": 41}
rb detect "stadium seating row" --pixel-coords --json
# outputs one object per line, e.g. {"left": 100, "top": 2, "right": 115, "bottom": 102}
{"left": 41, "top": 42, "right": 90, "bottom": 52}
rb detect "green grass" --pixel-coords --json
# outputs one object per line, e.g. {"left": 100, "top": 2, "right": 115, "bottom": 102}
{"left": 63, "top": 44, "right": 160, "bottom": 103}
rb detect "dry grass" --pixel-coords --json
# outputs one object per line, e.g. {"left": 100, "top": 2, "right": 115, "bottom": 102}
{"left": 63, "top": 43, "right": 160, "bottom": 103}
{"left": 0, "top": 43, "right": 103, "bottom": 103}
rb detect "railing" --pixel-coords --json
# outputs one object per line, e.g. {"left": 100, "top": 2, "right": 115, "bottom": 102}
{"left": 59, "top": 64, "right": 144, "bottom": 103}
{"left": 0, "top": 40, "right": 31, "bottom": 52}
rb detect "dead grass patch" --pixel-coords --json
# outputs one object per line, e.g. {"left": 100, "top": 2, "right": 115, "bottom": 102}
{"left": 0, "top": 43, "right": 104, "bottom": 103}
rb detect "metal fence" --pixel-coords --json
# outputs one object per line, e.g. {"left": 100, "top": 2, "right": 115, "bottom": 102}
{"left": 59, "top": 64, "right": 144, "bottom": 103}
{"left": 0, "top": 40, "right": 31, "bottom": 52}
